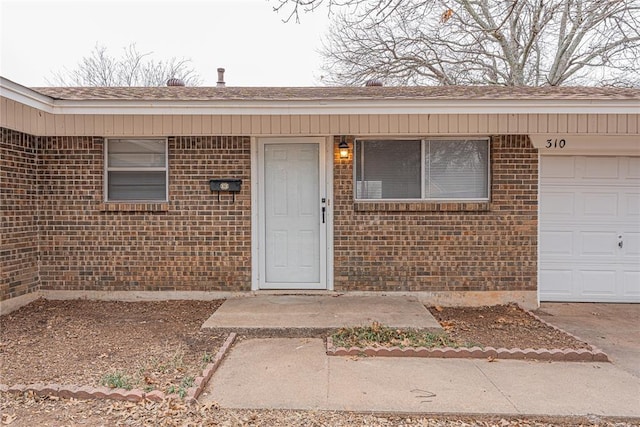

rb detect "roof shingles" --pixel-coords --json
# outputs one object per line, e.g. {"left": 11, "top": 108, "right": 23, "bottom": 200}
{"left": 32, "top": 86, "right": 640, "bottom": 102}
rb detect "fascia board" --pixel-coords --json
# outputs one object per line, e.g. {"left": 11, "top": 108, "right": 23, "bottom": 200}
{"left": 50, "top": 98, "right": 640, "bottom": 115}
{"left": 0, "top": 77, "right": 55, "bottom": 113}
{"left": 1, "top": 76, "right": 638, "bottom": 115}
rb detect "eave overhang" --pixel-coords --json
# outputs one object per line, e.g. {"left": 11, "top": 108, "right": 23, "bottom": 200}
{"left": 2, "top": 76, "right": 639, "bottom": 116}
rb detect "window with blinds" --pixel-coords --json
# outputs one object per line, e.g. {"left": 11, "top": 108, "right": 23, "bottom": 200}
{"left": 105, "top": 139, "right": 168, "bottom": 201}
{"left": 355, "top": 138, "right": 489, "bottom": 200}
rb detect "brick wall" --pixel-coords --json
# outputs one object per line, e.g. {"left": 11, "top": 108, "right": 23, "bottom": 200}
{"left": 333, "top": 135, "right": 538, "bottom": 292}
{"left": 37, "top": 136, "right": 252, "bottom": 293}
{"left": 2, "top": 128, "right": 537, "bottom": 301}
{"left": 1, "top": 128, "right": 40, "bottom": 300}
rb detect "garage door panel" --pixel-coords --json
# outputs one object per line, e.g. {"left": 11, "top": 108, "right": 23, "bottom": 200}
{"left": 540, "top": 155, "right": 640, "bottom": 303}
{"left": 540, "top": 231, "right": 573, "bottom": 255}
{"left": 578, "top": 270, "right": 617, "bottom": 297}
{"left": 580, "top": 232, "right": 617, "bottom": 256}
{"left": 624, "top": 192, "right": 640, "bottom": 216}
{"left": 583, "top": 193, "right": 618, "bottom": 216}
{"left": 539, "top": 270, "right": 573, "bottom": 296}
{"left": 624, "top": 157, "right": 640, "bottom": 179}
{"left": 583, "top": 157, "right": 620, "bottom": 179}
{"left": 540, "top": 192, "right": 575, "bottom": 216}
{"left": 541, "top": 156, "right": 576, "bottom": 178}
{"left": 622, "top": 231, "right": 640, "bottom": 257}
{"left": 623, "top": 272, "right": 640, "bottom": 297}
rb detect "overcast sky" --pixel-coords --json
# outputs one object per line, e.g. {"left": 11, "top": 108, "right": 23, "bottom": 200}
{"left": 0, "top": 0, "right": 332, "bottom": 87}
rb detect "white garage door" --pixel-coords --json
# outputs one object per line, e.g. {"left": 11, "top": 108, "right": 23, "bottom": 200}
{"left": 540, "top": 156, "right": 640, "bottom": 302}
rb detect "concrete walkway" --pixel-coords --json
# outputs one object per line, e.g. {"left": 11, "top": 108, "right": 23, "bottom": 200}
{"left": 201, "top": 295, "right": 441, "bottom": 330}
{"left": 538, "top": 303, "right": 640, "bottom": 378}
{"left": 199, "top": 297, "right": 640, "bottom": 417}
{"left": 201, "top": 337, "right": 640, "bottom": 417}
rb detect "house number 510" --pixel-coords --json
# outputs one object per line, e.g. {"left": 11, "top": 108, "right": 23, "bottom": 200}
{"left": 546, "top": 138, "right": 566, "bottom": 148}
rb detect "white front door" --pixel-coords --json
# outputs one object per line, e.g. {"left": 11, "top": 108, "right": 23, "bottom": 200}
{"left": 539, "top": 155, "right": 640, "bottom": 302}
{"left": 258, "top": 138, "right": 327, "bottom": 289}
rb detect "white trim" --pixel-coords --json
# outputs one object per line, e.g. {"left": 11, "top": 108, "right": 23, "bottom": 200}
{"left": 104, "top": 137, "right": 169, "bottom": 202}
{"left": 324, "top": 136, "right": 334, "bottom": 291}
{"left": 251, "top": 137, "right": 259, "bottom": 291}
{"left": 353, "top": 137, "right": 491, "bottom": 202}
{"left": 0, "top": 76, "right": 55, "bottom": 113}
{"left": 43, "top": 99, "right": 640, "bottom": 115}
{"left": 257, "top": 139, "right": 267, "bottom": 289}
{"left": 256, "top": 137, "right": 329, "bottom": 290}
{"left": 536, "top": 151, "right": 542, "bottom": 308}
{"left": 1, "top": 77, "right": 638, "bottom": 116}
{"left": 420, "top": 141, "right": 426, "bottom": 199}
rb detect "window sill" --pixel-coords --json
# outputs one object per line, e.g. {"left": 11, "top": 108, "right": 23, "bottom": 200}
{"left": 354, "top": 201, "right": 490, "bottom": 212}
{"left": 99, "top": 202, "right": 170, "bottom": 212}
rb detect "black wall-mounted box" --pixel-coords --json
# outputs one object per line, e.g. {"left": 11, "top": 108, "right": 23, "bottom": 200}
{"left": 210, "top": 179, "right": 242, "bottom": 192}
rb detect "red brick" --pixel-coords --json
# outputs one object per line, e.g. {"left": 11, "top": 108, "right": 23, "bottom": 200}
{"left": 1, "top": 129, "right": 538, "bottom": 300}
{"left": 0, "top": 129, "right": 39, "bottom": 300}
{"left": 333, "top": 135, "right": 538, "bottom": 293}
{"left": 145, "top": 390, "right": 166, "bottom": 402}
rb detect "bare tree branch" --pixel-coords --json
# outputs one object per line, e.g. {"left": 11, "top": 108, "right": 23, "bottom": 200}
{"left": 48, "top": 43, "right": 202, "bottom": 87}
{"left": 311, "top": 0, "right": 640, "bottom": 86}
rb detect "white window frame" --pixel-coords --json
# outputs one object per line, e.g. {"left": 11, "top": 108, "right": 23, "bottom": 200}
{"left": 354, "top": 137, "right": 491, "bottom": 202}
{"left": 104, "top": 138, "right": 169, "bottom": 202}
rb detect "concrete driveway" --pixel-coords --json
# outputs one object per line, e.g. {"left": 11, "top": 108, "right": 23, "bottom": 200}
{"left": 537, "top": 303, "right": 640, "bottom": 378}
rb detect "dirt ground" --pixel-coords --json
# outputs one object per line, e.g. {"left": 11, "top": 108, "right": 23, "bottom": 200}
{"left": 1, "top": 300, "right": 593, "bottom": 391}
{"left": 1, "top": 392, "right": 636, "bottom": 427}
{"left": 1, "top": 299, "right": 608, "bottom": 426}
{"left": 428, "top": 304, "right": 593, "bottom": 350}
{"left": 0, "top": 299, "right": 226, "bottom": 394}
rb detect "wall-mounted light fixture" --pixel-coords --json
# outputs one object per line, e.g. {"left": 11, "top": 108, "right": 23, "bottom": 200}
{"left": 339, "top": 137, "right": 350, "bottom": 159}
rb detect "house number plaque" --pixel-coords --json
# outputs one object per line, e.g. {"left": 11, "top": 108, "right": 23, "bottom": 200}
{"left": 545, "top": 138, "right": 567, "bottom": 149}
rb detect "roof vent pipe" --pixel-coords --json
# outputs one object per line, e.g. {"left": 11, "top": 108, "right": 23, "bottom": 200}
{"left": 217, "top": 68, "right": 226, "bottom": 87}
{"left": 167, "top": 77, "right": 185, "bottom": 87}
{"left": 365, "top": 79, "right": 383, "bottom": 87}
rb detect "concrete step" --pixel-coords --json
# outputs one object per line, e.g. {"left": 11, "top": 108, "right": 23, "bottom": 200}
{"left": 201, "top": 295, "right": 442, "bottom": 331}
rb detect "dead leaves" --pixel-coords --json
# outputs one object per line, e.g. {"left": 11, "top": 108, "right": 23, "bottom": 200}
{"left": 1, "top": 300, "right": 228, "bottom": 394}
{"left": 441, "top": 8, "right": 454, "bottom": 23}
{"left": 429, "top": 304, "right": 592, "bottom": 351}
{"left": 440, "top": 320, "right": 456, "bottom": 331}
{"left": 1, "top": 413, "right": 17, "bottom": 425}
{"left": 144, "top": 375, "right": 157, "bottom": 385}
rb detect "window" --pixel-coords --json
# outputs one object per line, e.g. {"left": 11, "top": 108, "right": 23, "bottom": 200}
{"left": 355, "top": 138, "right": 489, "bottom": 200}
{"left": 105, "top": 138, "right": 168, "bottom": 201}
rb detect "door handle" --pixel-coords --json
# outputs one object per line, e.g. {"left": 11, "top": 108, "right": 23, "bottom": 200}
{"left": 322, "top": 207, "right": 326, "bottom": 223}
{"left": 618, "top": 235, "right": 623, "bottom": 249}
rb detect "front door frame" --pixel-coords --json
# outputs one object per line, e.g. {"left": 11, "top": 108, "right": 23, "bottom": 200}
{"left": 251, "top": 136, "right": 334, "bottom": 291}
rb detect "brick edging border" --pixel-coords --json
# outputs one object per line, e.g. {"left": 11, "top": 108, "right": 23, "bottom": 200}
{"left": 326, "top": 306, "right": 609, "bottom": 363}
{"left": 0, "top": 332, "right": 236, "bottom": 404}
